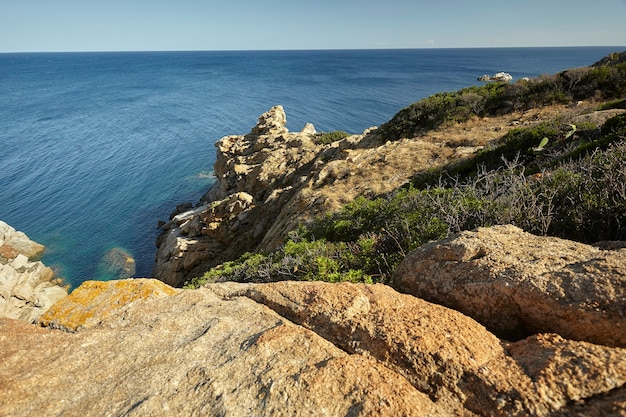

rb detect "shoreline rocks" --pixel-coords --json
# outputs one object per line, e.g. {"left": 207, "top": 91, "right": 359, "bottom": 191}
{"left": 478, "top": 72, "right": 513, "bottom": 82}
{"left": 0, "top": 220, "right": 68, "bottom": 323}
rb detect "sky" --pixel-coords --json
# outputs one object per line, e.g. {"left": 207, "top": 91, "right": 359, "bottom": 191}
{"left": 1, "top": 0, "right": 625, "bottom": 52}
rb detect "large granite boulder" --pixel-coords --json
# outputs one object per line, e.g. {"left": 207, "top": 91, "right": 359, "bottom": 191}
{"left": 391, "top": 224, "right": 626, "bottom": 347}
{"left": 1, "top": 280, "right": 625, "bottom": 416}
{"left": 0, "top": 220, "right": 67, "bottom": 322}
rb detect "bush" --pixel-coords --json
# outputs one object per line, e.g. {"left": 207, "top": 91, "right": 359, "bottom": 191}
{"left": 598, "top": 98, "right": 626, "bottom": 110}
{"left": 316, "top": 131, "right": 350, "bottom": 145}
{"left": 184, "top": 237, "right": 374, "bottom": 288}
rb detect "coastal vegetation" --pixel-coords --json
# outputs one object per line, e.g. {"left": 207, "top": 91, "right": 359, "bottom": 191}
{"left": 316, "top": 130, "right": 351, "bottom": 145}
{"left": 380, "top": 62, "right": 626, "bottom": 140}
{"left": 184, "top": 58, "right": 626, "bottom": 289}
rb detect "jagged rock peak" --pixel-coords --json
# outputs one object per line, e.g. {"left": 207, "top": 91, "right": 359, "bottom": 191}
{"left": 250, "top": 105, "right": 288, "bottom": 136}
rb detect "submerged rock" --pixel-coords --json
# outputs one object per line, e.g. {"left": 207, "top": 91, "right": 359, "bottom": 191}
{"left": 98, "top": 247, "right": 136, "bottom": 280}
{"left": 0, "top": 220, "right": 68, "bottom": 323}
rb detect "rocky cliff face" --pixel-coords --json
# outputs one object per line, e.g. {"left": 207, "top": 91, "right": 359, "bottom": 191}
{"left": 153, "top": 105, "right": 485, "bottom": 287}
{"left": 0, "top": 221, "right": 68, "bottom": 322}
{"left": 2, "top": 273, "right": 625, "bottom": 416}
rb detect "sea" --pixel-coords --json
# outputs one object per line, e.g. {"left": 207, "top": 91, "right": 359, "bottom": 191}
{"left": 1, "top": 46, "right": 622, "bottom": 288}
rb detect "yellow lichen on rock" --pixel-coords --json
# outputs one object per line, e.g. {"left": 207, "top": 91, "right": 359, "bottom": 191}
{"left": 38, "top": 278, "right": 178, "bottom": 331}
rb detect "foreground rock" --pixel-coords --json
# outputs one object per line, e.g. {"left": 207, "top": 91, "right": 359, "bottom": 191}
{"left": 4, "top": 281, "right": 441, "bottom": 417}
{"left": 0, "top": 220, "right": 67, "bottom": 322}
{"left": 153, "top": 106, "right": 485, "bottom": 286}
{"left": 2, "top": 279, "right": 625, "bottom": 416}
{"left": 391, "top": 225, "right": 626, "bottom": 347}
{"left": 39, "top": 278, "right": 178, "bottom": 331}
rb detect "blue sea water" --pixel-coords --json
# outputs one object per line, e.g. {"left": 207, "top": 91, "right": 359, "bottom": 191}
{"left": 0, "top": 47, "right": 622, "bottom": 288}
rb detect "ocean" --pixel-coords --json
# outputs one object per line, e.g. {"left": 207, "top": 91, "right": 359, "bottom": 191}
{"left": 0, "top": 47, "right": 621, "bottom": 288}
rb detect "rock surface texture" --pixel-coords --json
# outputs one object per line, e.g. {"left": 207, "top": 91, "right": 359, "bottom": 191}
{"left": 153, "top": 106, "right": 486, "bottom": 287}
{"left": 1, "top": 279, "right": 625, "bottom": 416}
{"left": 391, "top": 225, "right": 626, "bottom": 347}
{"left": 0, "top": 220, "right": 67, "bottom": 322}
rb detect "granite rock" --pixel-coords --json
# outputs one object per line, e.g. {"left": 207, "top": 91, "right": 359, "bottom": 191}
{"left": 0, "top": 220, "right": 67, "bottom": 323}
{"left": 391, "top": 224, "right": 626, "bottom": 347}
{"left": 3, "top": 280, "right": 626, "bottom": 416}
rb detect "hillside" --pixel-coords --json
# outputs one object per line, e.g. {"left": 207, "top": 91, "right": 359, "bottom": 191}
{"left": 179, "top": 51, "right": 626, "bottom": 288}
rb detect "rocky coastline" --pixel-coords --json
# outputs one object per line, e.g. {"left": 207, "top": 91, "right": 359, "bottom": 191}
{"left": 152, "top": 105, "right": 485, "bottom": 287}
{"left": 2, "top": 53, "right": 626, "bottom": 415}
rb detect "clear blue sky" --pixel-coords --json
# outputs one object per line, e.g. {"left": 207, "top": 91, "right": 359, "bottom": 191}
{"left": 2, "top": 0, "right": 625, "bottom": 52}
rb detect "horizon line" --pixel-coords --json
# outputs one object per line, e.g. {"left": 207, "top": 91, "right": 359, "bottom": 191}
{"left": 2, "top": 45, "right": 625, "bottom": 55}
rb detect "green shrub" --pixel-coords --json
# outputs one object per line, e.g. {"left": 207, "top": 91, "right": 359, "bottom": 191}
{"left": 317, "top": 131, "right": 350, "bottom": 145}
{"left": 184, "top": 237, "right": 374, "bottom": 288}
{"left": 598, "top": 98, "right": 626, "bottom": 110}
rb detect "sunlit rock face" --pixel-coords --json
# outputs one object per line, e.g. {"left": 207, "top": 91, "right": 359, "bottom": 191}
{"left": 1, "top": 279, "right": 624, "bottom": 416}
{"left": 0, "top": 220, "right": 68, "bottom": 323}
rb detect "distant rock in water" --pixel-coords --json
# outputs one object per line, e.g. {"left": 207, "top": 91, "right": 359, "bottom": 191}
{"left": 98, "top": 247, "right": 136, "bottom": 280}
{"left": 478, "top": 72, "right": 513, "bottom": 82}
{"left": 0, "top": 220, "right": 68, "bottom": 323}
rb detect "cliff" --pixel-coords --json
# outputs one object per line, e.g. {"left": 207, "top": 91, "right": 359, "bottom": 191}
{"left": 0, "top": 221, "right": 68, "bottom": 322}
{"left": 153, "top": 105, "right": 503, "bottom": 286}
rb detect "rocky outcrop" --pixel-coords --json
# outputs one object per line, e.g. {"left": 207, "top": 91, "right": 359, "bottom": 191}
{"left": 593, "top": 50, "right": 626, "bottom": 67}
{"left": 391, "top": 225, "right": 626, "bottom": 347}
{"left": 153, "top": 106, "right": 485, "bottom": 287}
{"left": 2, "top": 279, "right": 625, "bottom": 416}
{"left": 152, "top": 106, "right": 324, "bottom": 286}
{"left": 0, "top": 220, "right": 67, "bottom": 322}
{"left": 478, "top": 72, "right": 513, "bottom": 82}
